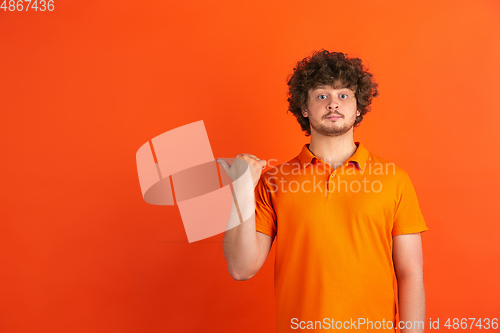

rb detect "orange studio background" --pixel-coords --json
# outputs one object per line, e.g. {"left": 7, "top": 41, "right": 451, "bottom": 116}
{"left": 1, "top": 0, "right": 499, "bottom": 332}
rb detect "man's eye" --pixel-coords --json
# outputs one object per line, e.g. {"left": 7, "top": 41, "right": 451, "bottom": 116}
{"left": 340, "top": 94, "right": 348, "bottom": 99}
{"left": 319, "top": 95, "right": 327, "bottom": 100}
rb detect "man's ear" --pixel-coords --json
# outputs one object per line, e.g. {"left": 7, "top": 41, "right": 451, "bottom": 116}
{"left": 356, "top": 109, "right": 360, "bottom": 117}
{"left": 302, "top": 107, "right": 308, "bottom": 118}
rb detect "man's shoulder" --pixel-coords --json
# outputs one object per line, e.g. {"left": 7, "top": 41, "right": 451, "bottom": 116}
{"left": 367, "top": 152, "right": 410, "bottom": 180}
{"left": 261, "top": 156, "right": 302, "bottom": 178}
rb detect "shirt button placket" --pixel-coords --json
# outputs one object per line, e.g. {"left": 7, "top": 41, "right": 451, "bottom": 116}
{"left": 328, "top": 172, "right": 336, "bottom": 197}
{"left": 321, "top": 160, "right": 334, "bottom": 197}
{"left": 320, "top": 162, "right": 329, "bottom": 197}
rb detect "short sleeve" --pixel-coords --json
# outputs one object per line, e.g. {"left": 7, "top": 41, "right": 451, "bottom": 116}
{"left": 392, "top": 172, "right": 429, "bottom": 236}
{"left": 254, "top": 174, "right": 277, "bottom": 239}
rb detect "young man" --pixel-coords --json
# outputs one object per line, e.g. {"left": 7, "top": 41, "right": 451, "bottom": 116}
{"left": 219, "top": 50, "right": 428, "bottom": 332}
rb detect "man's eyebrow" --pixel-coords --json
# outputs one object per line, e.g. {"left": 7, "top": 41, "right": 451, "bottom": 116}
{"left": 314, "top": 85, "right": 329, "bottom": 89}
{"left": 313, "top": 85, "right": 351, "bottom": 91}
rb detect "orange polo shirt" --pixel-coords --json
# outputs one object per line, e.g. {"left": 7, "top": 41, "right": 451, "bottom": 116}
{"left": 254, "top": 142, "right": 428, "bottom": 332}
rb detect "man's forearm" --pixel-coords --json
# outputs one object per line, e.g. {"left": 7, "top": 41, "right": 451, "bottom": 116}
{"left": 398, "top": 275, "right": 426, "bottom": 333}
{"left": 222, "top": 183, "right": 260, "bottom": 281}
{"left": 223, "top": 213, "right": 260, "bottom": 280}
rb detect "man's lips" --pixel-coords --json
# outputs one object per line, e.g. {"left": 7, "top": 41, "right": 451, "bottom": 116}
{"left": 325, "top": 114, "right": 342, "bottom": 119}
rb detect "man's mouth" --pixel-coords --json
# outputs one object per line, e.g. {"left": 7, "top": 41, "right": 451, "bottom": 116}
{"left": 325, "top": 114, "right": 342, "bottom": 119}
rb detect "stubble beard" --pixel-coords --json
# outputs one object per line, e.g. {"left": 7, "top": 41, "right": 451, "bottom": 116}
{"left": 310, "top": 115, "right": 356, "bottom": 137}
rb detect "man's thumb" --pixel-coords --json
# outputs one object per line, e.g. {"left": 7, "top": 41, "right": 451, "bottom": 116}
{"left": 216, "top": 158, "right": 231, "bottom": 174}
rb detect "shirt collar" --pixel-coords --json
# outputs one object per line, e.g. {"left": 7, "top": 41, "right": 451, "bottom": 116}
{"left": 297, "top": 141, "right": 369, "bottom": 171}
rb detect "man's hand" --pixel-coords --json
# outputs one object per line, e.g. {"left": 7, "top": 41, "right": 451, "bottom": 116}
{"left": 217, "top": 154, "right": 267, "bottom": 188}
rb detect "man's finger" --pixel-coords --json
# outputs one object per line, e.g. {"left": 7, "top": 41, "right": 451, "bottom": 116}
{"left": 240, "top": 153, "right": 258, "bottom": 159}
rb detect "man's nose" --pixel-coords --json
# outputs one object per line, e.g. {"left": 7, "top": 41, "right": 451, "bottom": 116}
{"left": 327, "top": 99, "right": 339, "bottom": 109}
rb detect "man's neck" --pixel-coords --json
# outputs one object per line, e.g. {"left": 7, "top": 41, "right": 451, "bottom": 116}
{"left": 308, "top": 132, "right": 358, "bottom": 170}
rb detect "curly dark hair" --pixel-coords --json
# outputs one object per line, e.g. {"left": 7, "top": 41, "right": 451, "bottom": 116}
{"left": 286, "top": 49, "right": 379, "bottom": 136}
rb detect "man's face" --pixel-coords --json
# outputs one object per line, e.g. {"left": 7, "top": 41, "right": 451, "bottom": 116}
{"left": 302, "top": 84, "right": 360, "bottom": 137}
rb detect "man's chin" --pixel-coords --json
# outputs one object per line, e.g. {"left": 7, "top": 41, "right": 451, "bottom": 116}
{"left": 313, "top": 126, "right": 352, "bottom": 137}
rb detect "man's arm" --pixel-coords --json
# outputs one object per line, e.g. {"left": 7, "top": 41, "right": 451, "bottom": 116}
{"left": 219, "top": 154, "right": 273, "bottom": 281}
{"left": 393, "top": 232, "right": 426, "bottom": 333}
